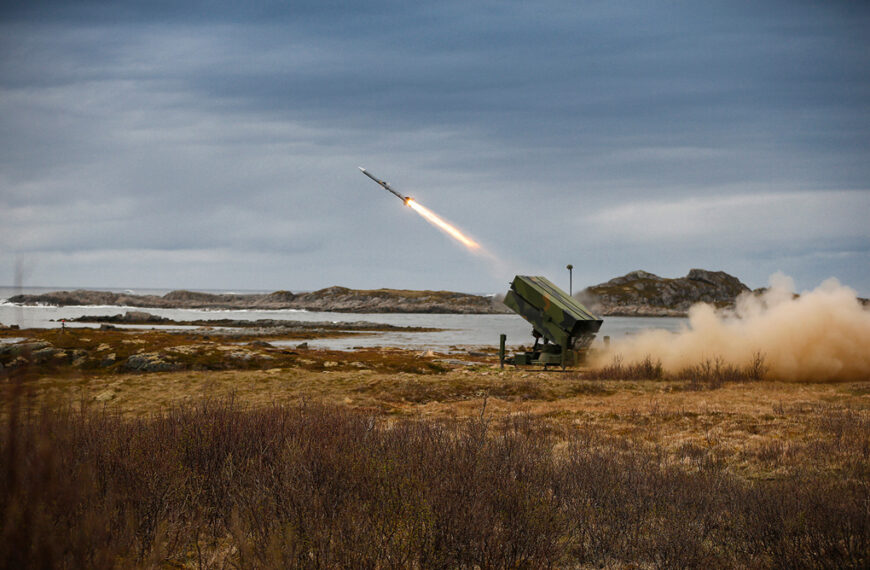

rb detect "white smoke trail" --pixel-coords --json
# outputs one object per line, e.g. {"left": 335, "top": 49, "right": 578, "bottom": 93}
{"left": 593, "top": 273, "right": 870, "bottom": 381}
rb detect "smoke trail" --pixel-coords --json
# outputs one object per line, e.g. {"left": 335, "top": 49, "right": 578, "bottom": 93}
{"left": 593, "top": 273, "right": 870, "bottom": 381}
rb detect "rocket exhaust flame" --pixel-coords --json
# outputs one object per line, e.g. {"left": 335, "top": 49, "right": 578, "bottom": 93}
{"left": 405, "top": 199, "right": 481, "bottom": 251}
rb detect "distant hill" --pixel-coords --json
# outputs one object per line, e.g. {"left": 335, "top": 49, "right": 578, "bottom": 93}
{"left": 580, "top": 269, "right": 751, "bottom": 317}
{"left": 18, "top": 269, "right": 857, "bottom": 318}
{"left": 6, "top": 287, "right": 506, "bottom": 314}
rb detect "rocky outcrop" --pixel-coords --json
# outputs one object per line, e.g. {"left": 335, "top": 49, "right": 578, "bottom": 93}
{"left": 9, "top": 287, "right": 507, "bottom": 314}
{"left": 78, "top": 311, "right": 172, "bottom": 324}
{"left": 68, "top": 312, "right": 441, "bottom": 334}
{"left": 581, "top": 269, "right": 751, "bottom": 317}
{"left": 290, "top": 288, "right": 502, "bottom": 313}
{"left": 0, "top": 341, "right": 85, "bottom": 367}
{"left": 124, "top": 353, "right": 178, "bottom": 373}
{"left": 8, "top": 270, "right": 773, "bottom": 317}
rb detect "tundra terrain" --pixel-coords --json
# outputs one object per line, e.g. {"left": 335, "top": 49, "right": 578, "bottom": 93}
{"left": 2, "top": 326, "right": 868, "bottom": 568}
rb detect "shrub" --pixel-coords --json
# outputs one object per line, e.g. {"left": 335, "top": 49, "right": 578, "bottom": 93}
{"left": 586, "top": 355, "right": 663, "bottom": 380}
{"left": 1, "top": 397, "right": 867, "bottom": 568}
{"left": 588, "top": 352, "right": 768, "bottom": 389}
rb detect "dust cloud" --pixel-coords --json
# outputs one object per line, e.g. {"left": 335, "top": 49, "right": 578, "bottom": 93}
{"left": 594, "top": 273, "right": 870, "bottom": 381}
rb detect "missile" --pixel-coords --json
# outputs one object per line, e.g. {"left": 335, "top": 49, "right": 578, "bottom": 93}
{"left": 358, "top": 167, "right": 412, "bottom": 205}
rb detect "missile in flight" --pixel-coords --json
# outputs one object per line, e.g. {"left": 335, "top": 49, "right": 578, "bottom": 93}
{"left": 358, "top": 167, "right": 412, "bottom": 205}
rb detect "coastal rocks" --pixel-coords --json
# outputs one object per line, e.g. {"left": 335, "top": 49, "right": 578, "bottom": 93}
{"left": 10, "top": 286, "right": 508, "bottom": 314}
{"left": 93, "top": 311, "right": 171, "bottom": 324}
{"left": 582, "top": 268, "right": 751, "bottom": 317}
{"left": 66, "top": 311, "right": 169, "bottom": 325}
{"left": 0, "top": 341, "right": 85, "bottom": 367}
{"left": 0, "top": 341, "right": 52, "bottom": 357}
{"left": 291, "top": 287, "right": 504, "bottom": 313}
{"left": 162, "top": 290, "right": 225, "bottom": 304}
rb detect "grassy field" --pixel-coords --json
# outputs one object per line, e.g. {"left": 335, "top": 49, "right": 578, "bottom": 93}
{"left": 2, "top": 327, "right": 868, "bottom": 568}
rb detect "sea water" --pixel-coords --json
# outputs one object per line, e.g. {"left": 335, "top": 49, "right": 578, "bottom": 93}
{"left": 0, "top": 301, "right": 685, "bottom": 352}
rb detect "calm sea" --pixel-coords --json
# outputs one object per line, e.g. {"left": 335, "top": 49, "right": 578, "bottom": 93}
{"left": 0, "top": 287, "right": 688, "bottom": 350}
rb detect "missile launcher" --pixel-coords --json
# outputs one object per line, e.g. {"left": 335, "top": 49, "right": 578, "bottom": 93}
{"left": 500, "top": 275, "right": 603, "bottom": 369}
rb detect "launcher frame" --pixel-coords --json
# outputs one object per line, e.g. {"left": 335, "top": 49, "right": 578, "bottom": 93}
{"left": 500, "top": 275, "right": 603, "bottom": 369}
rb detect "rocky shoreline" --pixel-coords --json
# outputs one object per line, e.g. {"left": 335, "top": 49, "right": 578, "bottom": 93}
{"left": 8, "top": 287, "right": 508, "bottom": 314}
{"left": 66, "top": 310, "right": 440, "bottom": 338}
{"left": 10, "top": 269, "right": 852, "bottom": 318}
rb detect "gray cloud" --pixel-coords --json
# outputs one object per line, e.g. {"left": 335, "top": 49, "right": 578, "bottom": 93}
{"left": 1, "top": 1, "right": 868, "bottom": 294}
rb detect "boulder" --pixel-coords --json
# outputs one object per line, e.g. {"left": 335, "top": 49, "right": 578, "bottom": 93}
{"left": 124, "top": 353, "right": 178, "bottom": 372}
{"left": 0, "top": 341, "right": 53, "bottom": 358}
{"left": 31, "top": 347, "right": 66, "bottom": 363}
{"left": 94, "top": 390, "right": 115, "bottom": 402}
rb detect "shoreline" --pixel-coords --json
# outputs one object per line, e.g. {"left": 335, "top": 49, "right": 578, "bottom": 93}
{"left": 3, "top": 289, "right": 695, "bottom": 318}
{"left": 6, "top": 287, "right": 509, "bottom": 314}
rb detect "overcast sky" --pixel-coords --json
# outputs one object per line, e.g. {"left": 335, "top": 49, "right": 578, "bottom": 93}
{"left": 2, "top": 1, "right": 868, "bottom": 295}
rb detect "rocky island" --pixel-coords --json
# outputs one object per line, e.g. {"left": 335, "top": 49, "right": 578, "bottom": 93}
{"left": 7, "top": 286, "right": 506, "bottom": 314}
{"left": 580, "top": 269, "right": 751, "bottom": 317}
{"left": 7, "top": 269, "right": 779, "bottom": 317}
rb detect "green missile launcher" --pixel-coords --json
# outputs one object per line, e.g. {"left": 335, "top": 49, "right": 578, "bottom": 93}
{"left": 500, "top": 275, "right": 603, "bottom": 369}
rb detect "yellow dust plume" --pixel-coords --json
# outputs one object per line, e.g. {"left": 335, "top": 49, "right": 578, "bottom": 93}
{"left": 592, "top": 273, "right": 870, "bottom": 382}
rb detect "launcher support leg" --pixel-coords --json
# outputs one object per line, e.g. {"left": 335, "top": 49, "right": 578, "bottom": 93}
{"left": 499, "top": 334, "right": 506, "bottom": 369}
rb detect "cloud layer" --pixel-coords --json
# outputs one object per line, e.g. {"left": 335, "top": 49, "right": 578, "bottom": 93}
{"left": 1, "top": 1, "right": 868, "bottom": 293}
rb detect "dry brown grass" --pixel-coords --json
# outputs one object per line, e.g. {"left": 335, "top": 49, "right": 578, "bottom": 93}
{"left": 3, "top": 330, "right": 869, "bottom": 480}
{"left": 2, "top": 328, "right": 869, "bottom": 567}
{"left": 1, "top": 397, "right": 867, "bottom": 568}
{"left": 3, "top": 329, "right": 867, "bottom": 481}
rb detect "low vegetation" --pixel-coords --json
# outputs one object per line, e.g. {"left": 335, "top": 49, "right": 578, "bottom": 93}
{"left": 2, "top": 328, "right": 868, "bottom": 568}
{"left": 586, "top": 352, "right": 768, "bottom": 389}
{"left": 1, "top": 398, "right": 867, "bottom": 569}
{"left": 0, "top": 328, "right": 450, "bottom": 380}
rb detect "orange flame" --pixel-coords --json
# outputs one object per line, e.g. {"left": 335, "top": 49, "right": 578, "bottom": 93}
{"left": 405, "top": 199, "right": 480, "bottom": 251}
